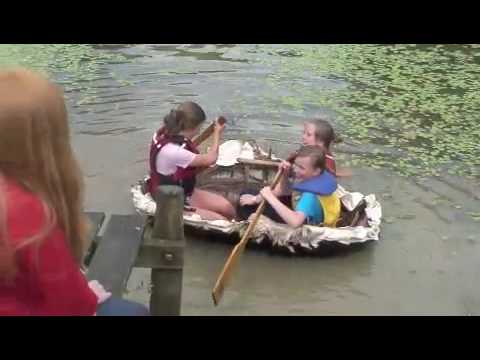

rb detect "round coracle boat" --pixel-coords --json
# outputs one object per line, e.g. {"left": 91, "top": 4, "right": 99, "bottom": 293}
{"left": 131, "top": 140, "right": 382, "bottom": 255}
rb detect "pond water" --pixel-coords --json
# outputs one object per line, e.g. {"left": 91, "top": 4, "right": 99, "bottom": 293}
{"left": 2, "top": 44, "right": 479, "bottom": 314}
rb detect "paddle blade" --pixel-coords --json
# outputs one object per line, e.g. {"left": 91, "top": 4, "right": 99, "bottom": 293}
{"left": 211, "top": 168, "right": 284, "bottom": 306}
{"left": 211, "top": 241, "right": 246, "bottom": 306}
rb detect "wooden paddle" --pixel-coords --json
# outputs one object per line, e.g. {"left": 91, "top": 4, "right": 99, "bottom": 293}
{"left": 192, "top": 116, "right": 226, "bottom": 147}
{"left": 237, "top": 158, "right": 281, "bottom": 168}
{"left": 211, "top": 167, "right": 284, "bottom": 306}
{"left": 191, "top": 116, "right": 227, "bottom": 176}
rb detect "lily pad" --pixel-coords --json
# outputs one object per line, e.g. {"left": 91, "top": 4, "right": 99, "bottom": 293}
{"left": 467, "top": 212, "right": 480, "bottom": 221}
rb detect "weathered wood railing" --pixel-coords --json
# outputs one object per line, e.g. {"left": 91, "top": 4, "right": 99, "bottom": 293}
{"left": 84, "top": 185, "right": 184, "bottom": 315}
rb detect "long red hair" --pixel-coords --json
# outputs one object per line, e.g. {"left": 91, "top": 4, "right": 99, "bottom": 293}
{"left": 0, "top": 68, "right": 90, "bottom": 280}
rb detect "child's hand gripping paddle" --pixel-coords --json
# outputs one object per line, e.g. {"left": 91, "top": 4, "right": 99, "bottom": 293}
{"left": 192, "top": 116, "right": 226, "bottom": 147}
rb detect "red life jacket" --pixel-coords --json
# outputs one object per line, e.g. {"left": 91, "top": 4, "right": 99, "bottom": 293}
{"left": 325, "top": 153, "right": 336, "bottom": 176}
{"left": 148, "top": 127, "right": 199, "bottom": 197}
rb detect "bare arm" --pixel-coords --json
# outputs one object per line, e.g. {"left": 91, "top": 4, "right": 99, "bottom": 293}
{"left": 272, "top": 161, "right": 291, "bottom": 196}
{"left": 260, "top": 187, "right": 306, "bottom": 228}
{"left": 189, "top": 120, "right": 225, "bottom": 168}
{"left": 272, "top": 173, "right": 290, "bottom": 196}
{"left": 241, "top": 161, "right": 290, "bottom": 206}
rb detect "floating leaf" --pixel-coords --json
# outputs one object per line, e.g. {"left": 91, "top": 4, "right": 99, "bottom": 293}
{"left": 467, "top": 212, "right": 480, "bottom": 221}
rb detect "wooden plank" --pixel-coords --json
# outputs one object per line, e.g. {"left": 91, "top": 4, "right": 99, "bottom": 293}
{"left": 85, "top": 212, "right": 106, "bottom": 243}
{"left": 83, "top": 212, "right": 106, "bottom": 266}
{"left": 86, "top": 214, "right": 144, "bottom": 297}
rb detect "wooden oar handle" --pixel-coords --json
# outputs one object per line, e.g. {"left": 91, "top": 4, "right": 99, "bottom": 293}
{"left": 211, "top": 168, "right": 284, "bottom": 306}
{"left": 237, "top": 158, "right": 281, "bottom": 168}
{"left": 237, "top": 168, "right": 284, "bottom": 245}
{"left": 192, "top": 116, "right": 226, "bottom": 147}
{"left": 286, "top": 150, "right": 299, "bottom": 163}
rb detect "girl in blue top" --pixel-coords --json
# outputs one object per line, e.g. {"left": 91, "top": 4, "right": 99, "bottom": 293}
{"left": 240, "top": 146, "right": 341, "bottom": 228}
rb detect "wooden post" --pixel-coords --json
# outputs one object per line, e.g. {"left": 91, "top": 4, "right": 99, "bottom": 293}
{"left": 136, "top": 185, "right": 185, "bottom": 316}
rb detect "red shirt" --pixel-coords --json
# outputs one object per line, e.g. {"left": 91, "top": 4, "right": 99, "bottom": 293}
{"left": 0, "top": 180, "right": 98, "bottom": 316}
{"left": 325, "top": 153, "right": 336, "bottom": 176}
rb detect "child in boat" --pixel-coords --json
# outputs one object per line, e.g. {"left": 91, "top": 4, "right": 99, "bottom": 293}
{"left": 288, "top": 117, "right": 337, "bottom": 175}
{"left": 240, "top": 145, "right": 341, "bottom": 228}
{"left": 148, "top": 101, "right": 236, "bottom": 221}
